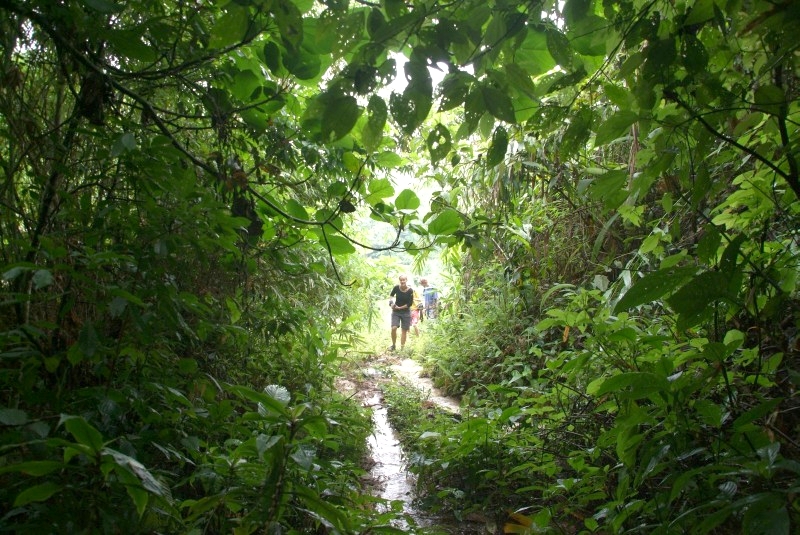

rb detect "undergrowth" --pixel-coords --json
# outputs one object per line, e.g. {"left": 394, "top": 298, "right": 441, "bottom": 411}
{"left": 403, "top": 279, "right": 800, "bottom": 533}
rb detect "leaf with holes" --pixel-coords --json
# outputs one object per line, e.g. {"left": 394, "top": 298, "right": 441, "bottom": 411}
{"left": 362, "top": 95, "right": 387, "bottom": 153}
{"left": 427, "top": 124, "right": 452, "bottom": 166}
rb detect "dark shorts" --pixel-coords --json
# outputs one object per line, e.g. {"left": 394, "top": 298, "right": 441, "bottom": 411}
{"left": 391, "top": 310, "right": 411, "bottom": 330}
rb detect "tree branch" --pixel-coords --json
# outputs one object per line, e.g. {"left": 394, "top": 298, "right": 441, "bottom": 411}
{"left": 666, "top": 90, "right": 800, "bottom": 200}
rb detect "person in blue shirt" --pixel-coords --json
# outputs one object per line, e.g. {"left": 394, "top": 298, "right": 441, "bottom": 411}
{"left": 420, "top": 278, "right": 439, "bottom": 319}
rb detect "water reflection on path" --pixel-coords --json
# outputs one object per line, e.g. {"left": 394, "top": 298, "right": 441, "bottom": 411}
{"left": 364, "top": 358, "right": 486, "bottom": 534}
{"left": 365, "top": 392, "right": 419, "bottom": 530}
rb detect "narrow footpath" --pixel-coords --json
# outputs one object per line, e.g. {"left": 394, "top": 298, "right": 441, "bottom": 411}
{"left": 343, "top": 354, "right": 485, "bottom": 533}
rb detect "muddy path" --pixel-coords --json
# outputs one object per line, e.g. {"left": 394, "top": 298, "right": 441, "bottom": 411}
{"left": 340, "top": 354, "right": 486, "bottom": 533}
{"left": 388, "top": 358, "right": 461, "bottom": 414}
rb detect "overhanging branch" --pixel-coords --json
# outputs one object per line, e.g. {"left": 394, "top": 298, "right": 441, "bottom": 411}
{"left": 666, "top": 90, "right": 800, "bottom": 200}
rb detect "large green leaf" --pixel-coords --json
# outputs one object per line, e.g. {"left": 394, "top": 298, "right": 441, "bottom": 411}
{"left": 481, "top": 86, "right": 516, "bottom": 123}
{"left": 72, "top": 322, "right": 99, "bottom": 363}
{"left": 389, "top": 91, "right": 416, "bottom": 134}
{"left": 322, "top": 95, "right": 361, "bottom": 142}
{"left": 83, "top": 0, "right": 124, "bottom": 14}
{"left": 614, "top": 266, "right": 698, "bottom": 312}
{"left": 457, "top": 89, "right": 484, "bottom": 139}
{"left": 603, "top": 83, "right": 634, "bottom": 108}
{"left": 667, "top": 271, "right": 735, "bottom": 329}
{"left": 642, "top": 38, "right": 677, "bottom": 83}
{"left": 366, "top": 6, "right": 388, "bottom": 37}
{"left": 719, "top": 234, "right": 745, "bottom": 275}
{"left": 754, "top": 84, "right": 785, "bottom": 117}
{"left": 684, "top": 0, "right": 715, "bottom": 25}
{"left": 560, "top": 106, "right": 593, "bottom": 156}
{"left": 588, "top": 372, "right": 670, "bottom": 399}
{"left": 374, "top": 151, "right": 404, "bottom": 167}
{"left": 285, "top": 199, "right": 309, "bottom": 220}
{"left": 263, "top": 41, "right": 285, "bottom": 75}
{"left": 587, "top": 169, "right": 628, "bottom": 209}
{"left": 542, "top": 66, "right": 587, "bottom": 95}
{"left": 0, "top": 408, "right": 28, "bottom": 425}
{"left": 546, "top": 28, "right": 573, "bottom": 68}
{"left": 594, "top": 111, "right": 638, "bottom": 146}
{"left": 364, "top": 178, "right": 394, "bottom": 205}
{"left": 275, "top": 0, "right": 304, "bottom": 49}
{"left": 0, "top": 460, "right": 62, "bottom": 476}
{"left": 227, "top": 385, "right": 290, "bottom": 416}
{"left": 231, "top": 69, "right": 260, "bottom": 102}
{"left": 744, "top": 504, "right": 790, "bottom": 535}
{"left": 322, "top": 233, "right": 356, "bottom": 255}
{"left": 564, "top": 0, "right": 592, "bottom": 24}
{"left": 517, "top": 30, "right": 557, "bottom": 75}
{"left": 295, "top": 485, "right": 352, "bottom": 531}
{"left": 112, "top": 463, "right": 149, "bottom": 518}
{"left": 107, "top": 30, "right": 156, "bottom": 62}
{"left": 438, "top": 71, "right": 473, "bottom": 112}
{"left": 486, "top": 126, "right": 508, "bottom": 167}
{"left": 696, "top": 224, "right": 722, "bottom": 264}
{"left": 389, "top": 59, "right": 433, "bottom": 134}
{"left": 395, "top": 189, "right": 421, "bottom": 210}
{"left": 62, "top": 415, "right": 105, "bottom": 454}
{"left": 619, "top": 51, "right": 645, "bottom": 78}
{"left": 504, "top": 62, "right": 537, "bottom": 99}
{"left": 283, "top": 46, "right": 322, "bottom": 80}
{"left": 14, "top": 482, "right": 63, "bottom": 507}
{"left": 568, "top": 15, "right": 611, "bottom": 56}
{"left": 681, "top": 34, "right": 709, "bottom": 75}
{"left": 732, "top": 398, "right": 783, "bottom": 431}
{"left": 209, "top": 5, "right": 249, "bottom": 49}
{"left": 427, "top": 209, "right": 461, "bottom": 236}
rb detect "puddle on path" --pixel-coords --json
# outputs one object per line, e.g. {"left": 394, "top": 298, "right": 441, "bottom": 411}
{"left": 362, "top": 358, "right": 486, "bottom": 534}
{"left": 365, "top": 391, "right": 420, "bottom": 530}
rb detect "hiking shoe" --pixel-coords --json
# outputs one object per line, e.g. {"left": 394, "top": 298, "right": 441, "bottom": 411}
{"left": 388, "top": 345, "right": 396, "bottom": 352}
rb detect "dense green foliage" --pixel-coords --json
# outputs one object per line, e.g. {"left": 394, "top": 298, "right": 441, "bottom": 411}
{"left": 0, "top": 0, "right": 394, "bottom": 531}
{"left": 1, "top": 0, "right": 798, "bottom": 533}
{"left": 404, "top": 0, "right": 800, "bottom": 532}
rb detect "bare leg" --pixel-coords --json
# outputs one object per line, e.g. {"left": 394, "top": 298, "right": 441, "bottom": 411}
{"left": 400, "top": 329, "right": 408, "bottom": 349}
{"left": 391, "top": 326, "right": 398, "bottom": 347}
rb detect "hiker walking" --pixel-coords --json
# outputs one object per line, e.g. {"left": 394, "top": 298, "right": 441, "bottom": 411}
{"left": 420, "top": 278, "right": 440, "bottom": 319}
{"left": 410, "top": 289, "right": 422, "bottom": 336}
{"left": 388, "top": 275, "right": 414, "bottom": 351}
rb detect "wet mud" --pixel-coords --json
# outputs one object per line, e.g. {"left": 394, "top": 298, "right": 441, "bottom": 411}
{"left": 354, "top": 357, "right": 486, "bottom": 534}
